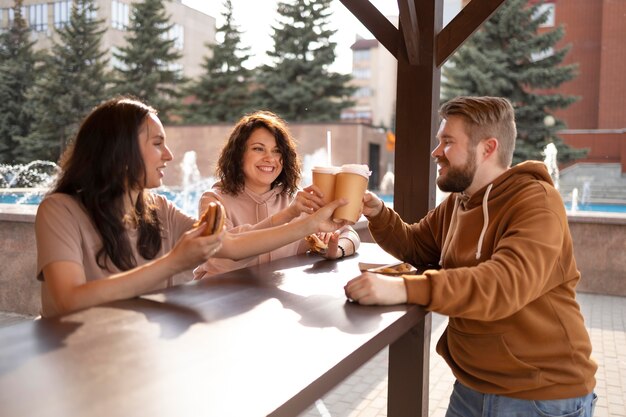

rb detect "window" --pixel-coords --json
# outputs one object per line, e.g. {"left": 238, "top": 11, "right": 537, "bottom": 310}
{"left": 54, "top": 1, "right": 71, "bottom": 28}
{"left": 531, "top": 47, "right": 554, "bottom": 62}
{"left": 110, "top": 46, "right": 127, "bottom": 71}
{"left": 157, "top": 58, "right": 183, "bottom": 74}
{"left": 354, "top": 87, "right": 372, "bottom": 98}
{"left": 535, "top": 3, "right": 555, "bottom": 28}
{"left": 353, "top": 68, "right": 371, "bottom": 79}
{"left": 164, "top": 24, "right": 184, "bottom": 50}
{"left": 353, "top": 49, "right": 370, "bottom": 62}
{"left": 111, "top": 0, "right": 129, "bottom": 30}
{"left": 54, "top": 1, "right": 96, "bottom": 29}
{"left": 28, "top": 4, "right": 48, "bottom": 32}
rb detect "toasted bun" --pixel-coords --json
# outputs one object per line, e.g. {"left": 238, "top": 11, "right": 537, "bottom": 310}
{"left": 305, "top": 233, "right": 328, "bottom": 253}
{"left": 212, "top": 202, "right": 225, "bottom": 234}
{"left": 194, "top": 201, "right": 226, "bottom": 236}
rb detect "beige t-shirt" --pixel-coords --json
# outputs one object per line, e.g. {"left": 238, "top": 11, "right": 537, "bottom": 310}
{"left": 36, "top": 192, "right": 196, "bottom": 287}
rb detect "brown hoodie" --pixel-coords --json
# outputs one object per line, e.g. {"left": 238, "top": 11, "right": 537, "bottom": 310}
{"left": 368, "top": 161, "right": 596, "bottom": 400}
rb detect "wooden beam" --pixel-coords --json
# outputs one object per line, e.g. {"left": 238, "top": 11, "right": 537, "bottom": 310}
{"left": 397, "top": 0, "right": 420, "bottom": 65}
{"left": 393, "top": 0, "right": 443, "bottom": 224}
{"left": 436, "top": 0, "right": 506, "bottom": 67}
{"left": 338, "top": 0, "right": 398, "bottom": 58}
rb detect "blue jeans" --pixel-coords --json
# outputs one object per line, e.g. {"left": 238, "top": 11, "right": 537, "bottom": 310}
{"left": 445, "top": 380, "right": 597, "bottom": 417}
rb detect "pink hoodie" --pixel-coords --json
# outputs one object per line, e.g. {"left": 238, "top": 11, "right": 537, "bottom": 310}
{"left": 193, "top": 184, "right": 359, "bottom": 279}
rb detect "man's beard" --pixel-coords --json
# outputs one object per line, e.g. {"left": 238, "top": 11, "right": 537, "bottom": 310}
{"left": 436, "top": 151, "right": 477, "bottom": 193}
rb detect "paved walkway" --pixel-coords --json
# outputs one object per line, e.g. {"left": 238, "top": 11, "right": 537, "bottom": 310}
{"left": 2, "top": 293, "right": 624, "bottom": 417}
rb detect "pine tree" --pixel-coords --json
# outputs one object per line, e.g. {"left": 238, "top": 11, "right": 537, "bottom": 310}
{"left": 18, "top": 0, "right": 109, "bottom": 163}
{"left": 254, "top": 0, "right": 354, "bottom": 121}
{"left": 113, "top": 0, "right": 185, "bottom": 123}
{"left": 183, "top": 0, "right": 252, "bottom": 123}
{"left": 0, "top": 0, "right": 39, "bottom": 163}
{"left": 442, "top": 0, "right": 585, "bottom": 164}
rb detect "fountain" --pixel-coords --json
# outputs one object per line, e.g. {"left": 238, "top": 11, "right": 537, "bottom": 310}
{"left": 157, "top": 150, "right": 215, "bottom": 217}
{"left": 571, "top": 187, "right": 579, "bottom": 212}
{"left": 543, "top": 143, "right": 559, "bottom": 190}
{"left": 301, "top": 148, "right": 329, "bottom": 186}
{"left": 0, "top": 161, "right": 60, "bottom": 205}
{"left": 379, "top": 170, "right": 394, "bottom": 194}
{"left": 0, "top": 160, "right": 60, "bottom": 189}
{"left": 581, "top": 181, "right": 591, "bottom": 206}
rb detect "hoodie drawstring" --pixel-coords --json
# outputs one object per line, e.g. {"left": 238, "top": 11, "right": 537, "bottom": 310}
{"left": 475, "top": 183, "right": 493, "bottom": 260}
{"left": 439, "top": 183, "right": 493, "bottom": 266}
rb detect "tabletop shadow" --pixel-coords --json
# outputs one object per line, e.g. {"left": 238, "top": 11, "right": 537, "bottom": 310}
{"left": 0, "top": 318, "right": 81, "bottom": 376}
{"left": 111, "top": 297, "right": 206, "bottom": 339}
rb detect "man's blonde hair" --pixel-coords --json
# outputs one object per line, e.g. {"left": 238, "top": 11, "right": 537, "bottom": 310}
{"left": 439, "top": 96, "right": 517, "bottom": 168}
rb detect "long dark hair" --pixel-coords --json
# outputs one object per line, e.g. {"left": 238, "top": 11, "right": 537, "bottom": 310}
{"left": 216, "top": 111, "right": 301, "bottom": 196}
{"left": 51, "top": 97, "right": 162, "bottom": 271}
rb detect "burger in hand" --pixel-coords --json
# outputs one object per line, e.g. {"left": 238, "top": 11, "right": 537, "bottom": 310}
{"left": 194, "top": 201, "right": 226, "bottom": 236}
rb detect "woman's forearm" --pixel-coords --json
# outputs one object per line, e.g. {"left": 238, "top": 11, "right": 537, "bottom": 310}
{"left": 43, "top": 255, "right": 180, "bottom": 317}
{"left": 219, "top": 217, "right": 315, "bottom": 260}
{"left": 217, "top": 198, "right": 348, "bottom": 261}
{"left": 338, "top": 226, "right": 360, "bottom": 255}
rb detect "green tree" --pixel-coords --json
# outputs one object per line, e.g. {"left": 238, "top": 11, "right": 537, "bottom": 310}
{"left": 442, "top": 0, "right": 585, "bottom": 164}
{"left": 113, "top": 0, "right": 185, "bottom": 123}
{"left": 183, "top": 0, "right": 252, "bottom": 123}
{"left": 254, "top": 0, "right": 354, "bottom": 121}
{"left": 19, "top": 0, "right": 109, "bottom": 163}
{"left": 0, "top": 0, "right": 39, "bottom": 163}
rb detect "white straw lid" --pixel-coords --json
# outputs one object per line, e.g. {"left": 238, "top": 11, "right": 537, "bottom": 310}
{"left": 340, "top": 164, "right": 371, "bottom": 178}
{"left": 312, "top": 166, "right": 340, "bottom": 174}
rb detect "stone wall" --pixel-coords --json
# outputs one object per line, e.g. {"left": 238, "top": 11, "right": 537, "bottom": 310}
{"left": 1, "top": 208, "right": 624, "bottom": 316}
{"left": 567, "top": 214, "right": 626, "bottom": 296}
{"left": 0, "top": 205, "right": 40, "bottom": 316}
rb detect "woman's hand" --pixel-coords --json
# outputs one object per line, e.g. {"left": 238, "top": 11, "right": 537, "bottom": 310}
{"left": 307, "top": 198, "right": 348, "bottom": 233}
{"left": 344, "top": 272, "right": 407, "bottom": 305}
{"left": 317, "top": 232, "right": 341, "bottom": 259}
{"left": 286, "top": 185, "right": 325, "bottom": 219}
{"left": 167, "top": 224, "right": 224, "bottom": 272}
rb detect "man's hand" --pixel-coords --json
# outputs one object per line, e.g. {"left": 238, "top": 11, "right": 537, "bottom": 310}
{"left": 344, "top": 272, "right": 407, "bottom": 305}
{"left": 362, "top": 191, "right": 384, "bottom": 218}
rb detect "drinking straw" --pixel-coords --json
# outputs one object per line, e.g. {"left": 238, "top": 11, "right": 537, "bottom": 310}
{"left": 326, "top": 130, "right": 332, "bottom": 166}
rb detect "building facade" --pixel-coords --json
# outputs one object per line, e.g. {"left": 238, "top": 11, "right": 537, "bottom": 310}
{"left": 0, "top": 0, "right": 215, "bottom": 79}
{"left": 340, "top": 31, "right": 398, "bottom": 130}
{"left": 537, "top": 0, "right": 626, "bottom": 171}
{"left": 459, "top": 0, "right": 625, "bottom": 171}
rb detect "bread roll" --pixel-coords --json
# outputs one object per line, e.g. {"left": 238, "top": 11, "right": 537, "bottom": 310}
{"left": 194, "top": 201, "right": 226, "bottom": 236}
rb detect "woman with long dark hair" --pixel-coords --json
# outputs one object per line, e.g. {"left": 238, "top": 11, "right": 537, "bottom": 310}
{"left": 36, "top": 98, "right": 347, "bottom": 317}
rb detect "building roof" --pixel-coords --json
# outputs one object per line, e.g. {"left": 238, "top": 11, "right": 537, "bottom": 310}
{"left": 351, "top": 38, "right": 379, "bottom": 50}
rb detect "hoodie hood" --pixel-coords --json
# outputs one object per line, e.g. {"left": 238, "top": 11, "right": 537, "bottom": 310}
{"left": 440, "top": 161, "right": 555, "bottom": 266}
{"left": 212, "top": 181, "right": 284, "bottom": 206}
{"left": 459, "top": 161, "right": 554, "bottom": 211}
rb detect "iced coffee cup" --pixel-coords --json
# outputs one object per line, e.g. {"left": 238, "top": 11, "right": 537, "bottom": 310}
{"left": 333, "top": 164, "right": 371, "bottom": 224}
{"left": 312, "top": 166, "right": 340, "bottom": 205}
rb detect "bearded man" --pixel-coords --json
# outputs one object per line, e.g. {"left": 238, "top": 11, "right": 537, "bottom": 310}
{"left": 345, "top": 96, "right": 597, "bottom": 417}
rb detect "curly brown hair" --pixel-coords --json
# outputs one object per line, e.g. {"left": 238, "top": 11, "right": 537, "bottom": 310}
{"left": 216, "top": 111, "right": 301, "bottom": 196}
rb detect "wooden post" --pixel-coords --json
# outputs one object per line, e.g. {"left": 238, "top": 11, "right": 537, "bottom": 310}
{"left": 393, "top": 0, "right": 443, "bottom": 223}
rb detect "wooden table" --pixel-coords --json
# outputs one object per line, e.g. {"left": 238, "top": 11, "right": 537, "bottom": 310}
{"left": 0, "top": 243, "right": 431, "bottom": 417}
